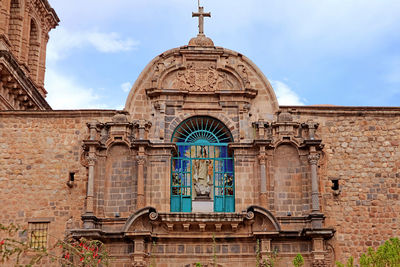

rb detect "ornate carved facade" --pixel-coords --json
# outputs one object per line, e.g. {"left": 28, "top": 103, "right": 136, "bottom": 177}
{"left": 0, "top": 3, "right": 400, "bottom": 267}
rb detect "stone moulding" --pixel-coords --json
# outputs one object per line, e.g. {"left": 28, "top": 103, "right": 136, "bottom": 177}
{"left": 71, "top": 206, "right": 334, "bottom": 241}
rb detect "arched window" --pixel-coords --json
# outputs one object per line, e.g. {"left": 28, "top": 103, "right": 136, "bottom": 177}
{"left": 28, "top": 18, "right": 40, "bottom": 79}
{"left": 8, "top": 0, "right": 22, "bottom": 55}
{"left": 171, "top": 116, "right": 234, "bottom": 212}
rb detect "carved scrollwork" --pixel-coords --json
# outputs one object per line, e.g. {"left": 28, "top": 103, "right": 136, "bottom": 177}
{"left": 149, "top": 211, "right": 159, "bottom": 221}
{"left": 246, "top": 211, "right": 255, "bottom": 220}
{"left": 80, "top": 149, "right": 89, "bottom": 168}
{"left": 312, "top": 259, "right": 327, "bottom": 267}
{"left": 238, "top": 64, "right": 250, "bottom": 87}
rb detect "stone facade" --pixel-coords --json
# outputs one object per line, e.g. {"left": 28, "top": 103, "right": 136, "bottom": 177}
{"left": 1, "top": 3, "right": 400, "bottom": 267}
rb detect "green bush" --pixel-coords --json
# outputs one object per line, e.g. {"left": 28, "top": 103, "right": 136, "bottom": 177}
{"left": 293, "top": 254, "right": 304, "bottom": 267}
{"left": 336, "top": 238, "right": 400, "bottom": 267}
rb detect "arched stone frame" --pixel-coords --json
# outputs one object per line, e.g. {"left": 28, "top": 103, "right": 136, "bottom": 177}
{"left": 246, "top": 205, "right": 281, "bottom": 232}
{"left": 166, "top": 113, "right": 239, "bottom": 143}
{"left": 170, "top": 115, "right": 236, "bottom": 212}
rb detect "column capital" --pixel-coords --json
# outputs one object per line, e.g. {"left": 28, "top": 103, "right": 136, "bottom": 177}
{"left": 137, "top": 155, "right": 146, "bottom": 165}
{"left": 308, "top": 153, "right": 320, "bottom": 165}
{"left": 258, "top": 154, "right": 267, "bottom": 163}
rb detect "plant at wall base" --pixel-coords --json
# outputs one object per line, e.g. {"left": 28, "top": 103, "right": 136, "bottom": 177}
{"left": 336, "top": 256, "right": 354, "bottom": 267}
{"left": 195, "top": 262, "right": 203, "bottom": 267}
{"left": 0, "top": 223, "right": 44, "bottom": 266}
{"left": 336, "top": 237, "right": 400, "bottom": 267}
{"left": 256, "top": 239, "right": 278, "bottom": 267}
{"left": 149, "top": 241, "right": 156, "bottom": 267}
{"left": 212, "top": 233, "right": 218, "bottom": 267}
{"left": 58, "top": 237, "right": 110, "bottom": 266}
{"left": 293, "top": 254, "right": 304, "bottom": 267}
{"left": 0, "top": 223, "right": 109, "bottom": 266}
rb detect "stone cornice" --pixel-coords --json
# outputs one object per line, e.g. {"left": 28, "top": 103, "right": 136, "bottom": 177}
{"left": 0, "top": 50, "right": 51, "bottom": 110}
{"left": 36, "top": 0, "right": 60, "bottom": 28}
{"left": 0, "top": 109, "right": 119, "bottom": 117}
{"left": 280, "top": 105, "right": 400, "bottom": 116}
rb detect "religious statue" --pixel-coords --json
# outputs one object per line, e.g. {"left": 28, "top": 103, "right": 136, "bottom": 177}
{"left": 192, "top": 146, "right": 213, "bottom": 199}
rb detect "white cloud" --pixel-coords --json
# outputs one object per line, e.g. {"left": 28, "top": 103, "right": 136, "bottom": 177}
{"left": 45, "top": 69, "right": 108, "bottom": 109}
{"left": 47, "top": 27, "right": 138, "bottom": 62}
{"left": 87, "top": 32, "right": 138, "bottom": 53}
{"left": 271, "top": 80, "right": 305, "bottom": 106}
{"left": 121, "top": 82, "right": 131, "bottom": 92}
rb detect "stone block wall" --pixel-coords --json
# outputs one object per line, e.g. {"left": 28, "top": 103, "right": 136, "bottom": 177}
{"left": 0, "top": 110, "right": 116, "bottom": 246}
{"left": 271, "top": 144, "right": 311, "bottom": 216}
{"left": 233, "top": 147, "right": 258, "bottom": 212}
{"left": 283, "top": 107, "right": 400, "bottom": 263}
{"left": 99, "top": 144, "right": 137, "bottom": 218}
{"left": 146, "top": 148, "right": 171, "bottom": 212}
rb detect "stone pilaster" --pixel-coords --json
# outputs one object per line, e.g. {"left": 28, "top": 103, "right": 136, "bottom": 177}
{"left": 308, "top": 153, "right": 320, "bottom": 213}
{"left": 132, "top": 238, "right": 146, "bottom": 267}
{"left": 312, "top": 238, "right": 327, "bottom": 267}
{"left": 258, "top": 153, "right": 267, "bottom": 207}
{"left": 136, "top": 154, "right": 146, "bottom": 209}
{"left": 260, "top": 238, "right": 271, "bottom": 261}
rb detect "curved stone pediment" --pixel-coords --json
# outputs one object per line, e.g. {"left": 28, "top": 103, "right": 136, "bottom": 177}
{"left": 124, "top": 45, "right": 279, "bottom": 119}
{"left": 123, "top": 206, "right": 281, "bottom": 237}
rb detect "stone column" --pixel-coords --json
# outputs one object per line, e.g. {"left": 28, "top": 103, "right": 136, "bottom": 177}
{"left": 137, "top": 154, "right": 146, "bottom": 209}
{"left": 308, "top": 153, "right": 320, "bottom": 213}
{"left": 86, "top": 156, "right": 96, "bottom": 214}
{"left": 133, "top": 120, "right": 151, "bottom": 210}
{"left": 82, "top": 122, "right": 99, "bottom": 229}
{"left": 258, "top": 154, "right": 267, "bottom": 207}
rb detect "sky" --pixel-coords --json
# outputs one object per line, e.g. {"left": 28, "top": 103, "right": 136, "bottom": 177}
{"left": 45, "top": 0, "right": 400, "bottom": 109}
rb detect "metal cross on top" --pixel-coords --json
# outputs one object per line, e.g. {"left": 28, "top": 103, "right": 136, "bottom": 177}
{"left": 192, "top": 0, "right": 211, "bottom": 35}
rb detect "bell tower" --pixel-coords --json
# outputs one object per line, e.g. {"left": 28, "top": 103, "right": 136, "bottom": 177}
{"left": 0, "top": 0, "right": 59, "bottom": 110}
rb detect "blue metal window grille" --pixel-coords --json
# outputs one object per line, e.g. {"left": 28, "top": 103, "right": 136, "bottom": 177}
{"left": 171, "top": 116, "right": 234, "bottom": 212}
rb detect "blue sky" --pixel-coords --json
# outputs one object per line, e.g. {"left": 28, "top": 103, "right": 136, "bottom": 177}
{"left": 45, "top": 0, "right": 400, "bottom": 109}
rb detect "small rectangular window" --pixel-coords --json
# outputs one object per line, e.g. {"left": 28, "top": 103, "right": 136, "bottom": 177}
{"left": 29, "top": 222, "right": 49, "bottom": 249}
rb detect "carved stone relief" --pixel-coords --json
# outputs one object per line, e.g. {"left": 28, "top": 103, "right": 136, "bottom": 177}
{"left": 162, "top": 61, "right": 241, "bottom": 91}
